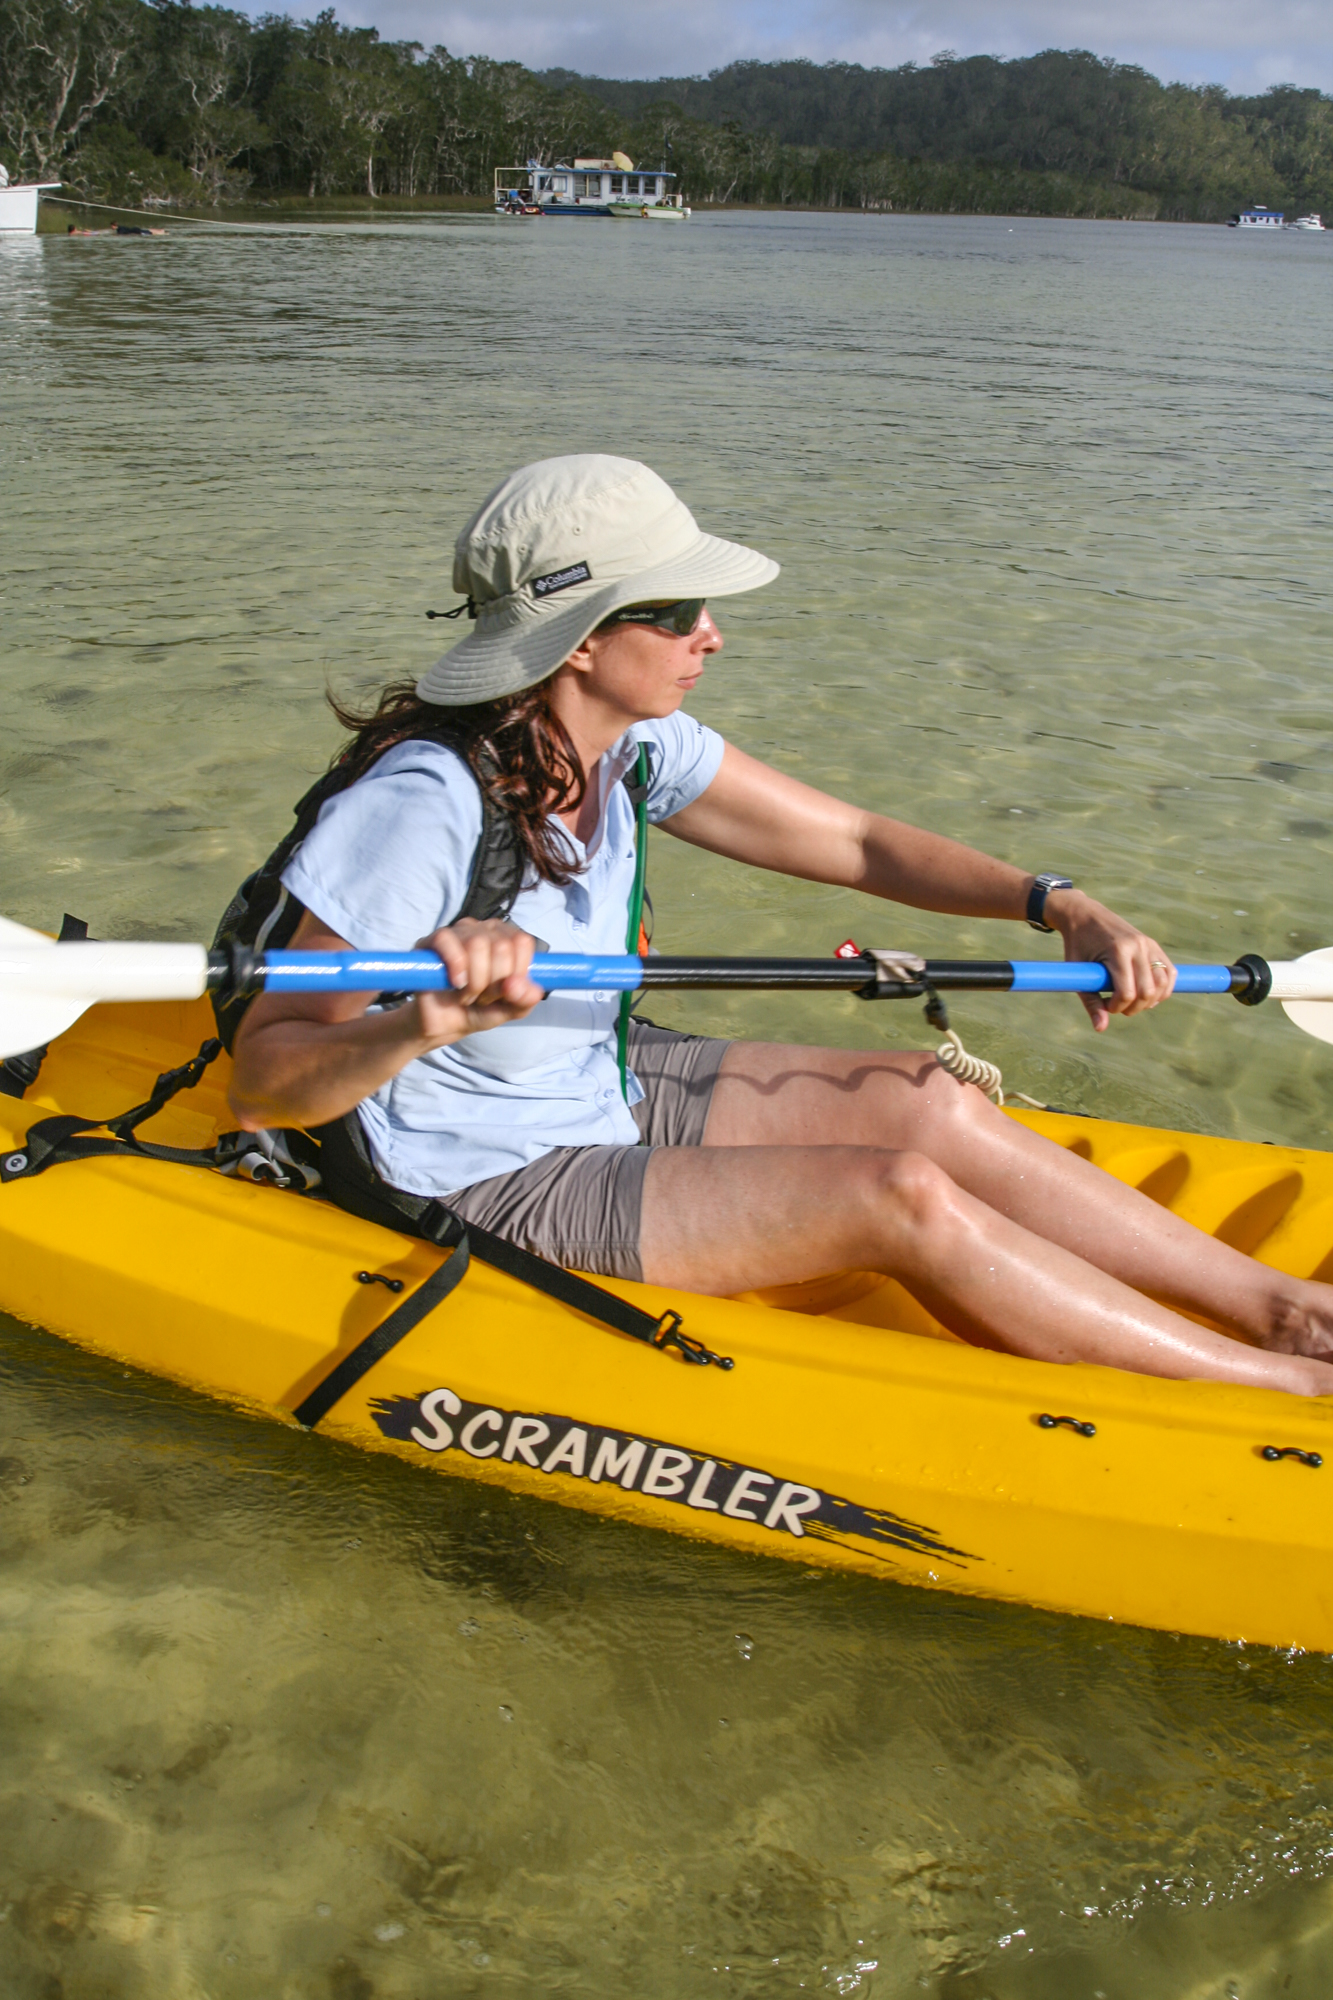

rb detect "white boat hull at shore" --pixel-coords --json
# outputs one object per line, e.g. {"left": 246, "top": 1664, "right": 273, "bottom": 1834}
{"left": 0, "top": 183, "right": 62, "bottom": 234}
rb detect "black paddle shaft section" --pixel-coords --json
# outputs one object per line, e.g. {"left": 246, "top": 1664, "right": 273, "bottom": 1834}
{"left": 208, "top": 947, "right": 1268, "bottom": 1001}
{"left": 206, "top": 948, "right": 1021, "bottom": 999}
{"left": 635, "top": 956, "right": 1018, "bottom": 994}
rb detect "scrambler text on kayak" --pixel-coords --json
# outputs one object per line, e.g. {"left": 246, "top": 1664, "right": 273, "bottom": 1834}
{"left": 370, "top": 1388, "right": 975, "bottom": 1564}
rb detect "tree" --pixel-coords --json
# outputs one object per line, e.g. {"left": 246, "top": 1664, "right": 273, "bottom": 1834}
{"left": 318, "top": 31, "right": 413, "bottom": 197}
{"left": 4, "top": 10, "right": 1327, "bottom": 222}
{"left": 266, "top": 50, "right": 360, "bottom": 195}
{"left": 0, "top": 0, "right": 145, "bottom": 178}
{"left": 145, "top": 4, "right": 267, "bottom": 198}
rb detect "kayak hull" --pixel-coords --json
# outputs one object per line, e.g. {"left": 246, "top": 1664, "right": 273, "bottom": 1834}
{"left": 3, "top": 998, "right": 1333, "bottom": 1650}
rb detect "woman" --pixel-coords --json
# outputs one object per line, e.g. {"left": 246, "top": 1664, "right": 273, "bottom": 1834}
{"left": 230, "top": 454, "right": 1333, "bottom": 1395}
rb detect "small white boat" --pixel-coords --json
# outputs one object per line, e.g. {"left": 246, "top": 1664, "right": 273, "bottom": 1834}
{"left": 1230, "top": 205, "right": 1284, "bottom": 229}
{"left": 0, "top": 168, "right": 62, "bottom": 234}
{"left": 494, "top": 156, "right": 687, "bottom": 220}
{"left": 608, "top": 197, "right": 690, "bottom": 222}
{"left": 1291, "top": 213, "right": 1326, "bottom": 231}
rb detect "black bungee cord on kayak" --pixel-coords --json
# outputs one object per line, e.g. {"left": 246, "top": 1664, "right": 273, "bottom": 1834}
{"left": 2, "top": 897, "right": 731, "bottom": 1415}
{"left": 4, "top": 1036, "right": 730, "bottom": 1403}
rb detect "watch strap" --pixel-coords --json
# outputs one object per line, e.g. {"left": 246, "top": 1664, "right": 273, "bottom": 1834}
{"left": 1026, "top": 873, "right": 1074, "bottom": 932}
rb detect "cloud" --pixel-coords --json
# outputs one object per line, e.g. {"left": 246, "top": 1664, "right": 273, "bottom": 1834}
{"left": 314, "top": 0, "right": 1333, "bottom": 94}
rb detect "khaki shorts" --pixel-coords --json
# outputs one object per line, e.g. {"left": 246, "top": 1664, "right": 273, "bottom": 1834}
{"left": 445, "top": 1020, "right": 730, "bottom": 1281}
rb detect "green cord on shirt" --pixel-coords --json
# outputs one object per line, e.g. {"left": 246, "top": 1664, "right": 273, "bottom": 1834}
{"left": 616, "top": 743, "right": 650, "bottom": 1101}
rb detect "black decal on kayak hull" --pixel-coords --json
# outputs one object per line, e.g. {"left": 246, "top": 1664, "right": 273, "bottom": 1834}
{"left": 368, "top": 1390, "right": 975, "bottom": 1566}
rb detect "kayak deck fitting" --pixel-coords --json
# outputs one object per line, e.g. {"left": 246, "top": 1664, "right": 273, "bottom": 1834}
{"left": 2, "top": 996, "right": 1333, "bottom": 1653}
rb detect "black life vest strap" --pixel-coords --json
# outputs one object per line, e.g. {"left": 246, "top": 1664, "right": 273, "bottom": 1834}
{"left": 209, "top": 733, "right": 528, "bottom": 1051}
{"left": 3, "top": 743, "right": 708, "bottom": 1407}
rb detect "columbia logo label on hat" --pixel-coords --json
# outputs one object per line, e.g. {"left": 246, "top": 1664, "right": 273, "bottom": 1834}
{"left": 532, "top": 562, "right": 592, "bottom": 597}
{"left": 415, "top": 454, "right": 780, "bottom": 707}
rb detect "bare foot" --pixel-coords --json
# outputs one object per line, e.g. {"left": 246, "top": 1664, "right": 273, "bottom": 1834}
{"left": 1287, "top": 1355, "right": 1333, "bottom": 1397}
{"left": 1261, "top": 1282, "right": 1333, "bottom": 1363}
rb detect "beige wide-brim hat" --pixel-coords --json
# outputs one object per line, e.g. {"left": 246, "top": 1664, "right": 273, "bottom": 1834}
{"left": 416, "top": 454, "right": 779, "bottom": 705}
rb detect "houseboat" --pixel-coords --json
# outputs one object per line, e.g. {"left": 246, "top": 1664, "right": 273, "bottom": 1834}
{"left": 0, "top": 168, "right": 62, "bottom": 234}
{"left": 1229, "top": 205, "right": 1284, "bottom": 228}
{"left": 494, "top": 157, "right": 688, "bottom": 219}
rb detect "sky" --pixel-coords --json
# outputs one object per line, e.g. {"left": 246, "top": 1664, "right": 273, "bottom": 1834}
{"left": 321, "top": 0, "right": 1333, "bottom": 96}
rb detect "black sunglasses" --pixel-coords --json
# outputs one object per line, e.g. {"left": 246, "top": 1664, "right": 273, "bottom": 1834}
{"left": 597, "top": 599, "right": 706, "bottom": 637}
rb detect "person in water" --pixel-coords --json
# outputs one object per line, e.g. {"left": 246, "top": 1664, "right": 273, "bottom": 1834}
{"left": 229, "top": 454, "right": 1333, "bottom": 1396}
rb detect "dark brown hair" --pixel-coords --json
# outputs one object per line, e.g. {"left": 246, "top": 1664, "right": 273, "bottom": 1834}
{"left": 326, "top": 677, "right": 587, "bottom": 887}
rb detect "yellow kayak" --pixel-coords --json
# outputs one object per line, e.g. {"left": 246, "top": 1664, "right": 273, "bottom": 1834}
{"left": 3, "top": 995, "right": 1333, "bottom": 1652}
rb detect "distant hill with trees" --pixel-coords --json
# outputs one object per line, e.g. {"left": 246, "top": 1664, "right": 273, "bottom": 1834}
{"left": 542, "top": 53, "right": 1333, "bottom": 219}
{"left": 1, "top": 4, "right": 1327, "bottom": 222}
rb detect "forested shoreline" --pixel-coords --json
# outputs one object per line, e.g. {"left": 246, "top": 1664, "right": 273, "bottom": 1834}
{"left": 3, "top": 2, "right": 1330, "bottom": 221}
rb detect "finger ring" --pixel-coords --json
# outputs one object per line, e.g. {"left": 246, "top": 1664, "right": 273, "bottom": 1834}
{"left": 1150, "top": 959, "right": 1168, "bottom": 969}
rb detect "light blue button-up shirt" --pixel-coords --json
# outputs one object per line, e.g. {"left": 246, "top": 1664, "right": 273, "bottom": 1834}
{"left": 283, "top": 712, "right": 725, "bottom": 1194}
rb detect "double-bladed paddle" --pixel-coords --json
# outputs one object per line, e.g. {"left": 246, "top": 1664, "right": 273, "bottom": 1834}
{"left": 2, "top": 913, "right": 1332, "bottom": 1060}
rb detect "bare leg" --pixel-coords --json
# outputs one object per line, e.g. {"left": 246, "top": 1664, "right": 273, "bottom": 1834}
{"left": 638, "top": 1145, "right": 1333, "bottom": 1395}
{"left": 701, "top": 1041, "right": 1333, "bottom": 1360}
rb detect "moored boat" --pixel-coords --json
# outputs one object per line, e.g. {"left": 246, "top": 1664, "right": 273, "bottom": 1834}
{"left": 1291, "top": 213, "right": 1326, "bottom": 231}
{"left": 3, "top": 992, "right": 1333, "bottom": 1653}
{"left": 494, "top": 156, "right": 687, "bottom": 219}
{"left": 0, "top": 168, "right": 63, "bottom": 234}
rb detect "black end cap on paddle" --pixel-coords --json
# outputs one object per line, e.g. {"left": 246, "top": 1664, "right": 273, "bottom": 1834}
{"left": 1232, "top": 954, "right": 1273, "bottom": 1006}
{"left": 205, "top": 941, "right": 262, "bottom": 997}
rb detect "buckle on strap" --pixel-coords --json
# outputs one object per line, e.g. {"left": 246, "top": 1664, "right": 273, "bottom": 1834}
{"left": 113, "top": 1039, "right": 223, "bottom": 1135}
{"left": 418, "top": 1201, "right": 468, "bottom": 1247}
{"left": 651, "top": 1310, "right": 734, "bottom": 1371}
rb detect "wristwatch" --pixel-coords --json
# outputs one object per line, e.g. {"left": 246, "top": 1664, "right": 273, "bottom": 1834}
{"left": 1026, "top": 873, "right": 1074, "bottom": 932}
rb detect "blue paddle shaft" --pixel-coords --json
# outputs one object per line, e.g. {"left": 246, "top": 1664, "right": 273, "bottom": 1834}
{"left": 1008, "top": 961, "right": 1233, "bottom": 995}
{"left": 261, "top": 950, "right": 646, "bottom": 992}
{"left": 259, "top": 950, "right": 1238, "bottom": 996}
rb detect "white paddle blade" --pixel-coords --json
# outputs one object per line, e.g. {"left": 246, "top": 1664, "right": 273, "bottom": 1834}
{"left": 0, "top": 942, "right": 211, "bottom": 1061}
{"left": 1273, "top": 948, "right": 1333, "bottom": 1046}
{"left": 0, "top": 916, "right": 54, "bottom": 948}
{"left": 0, "top": 993, "right": 93, "bottom": 1057}
{"left": 1283, "top": 1000, "right": 1333, "bottom": 1045}
{"left": 0, "top": 923, "right": 66, "bottom": 1055}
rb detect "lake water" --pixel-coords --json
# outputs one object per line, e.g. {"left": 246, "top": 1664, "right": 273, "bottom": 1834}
{"left": 3, "top": 207, "right": 1333, "bottom": 1996}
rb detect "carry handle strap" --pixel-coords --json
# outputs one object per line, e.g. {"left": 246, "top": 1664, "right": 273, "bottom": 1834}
{"left": 292, "top": 1215, "right": 475, "bottom": 1429}
{"left": 290, "top": 1198, "right": 732, "bottom": 1431}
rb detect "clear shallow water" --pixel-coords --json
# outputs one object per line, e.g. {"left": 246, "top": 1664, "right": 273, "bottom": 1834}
{"left": 4, "top": 209, "right": 1333, "bottom": 1995}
